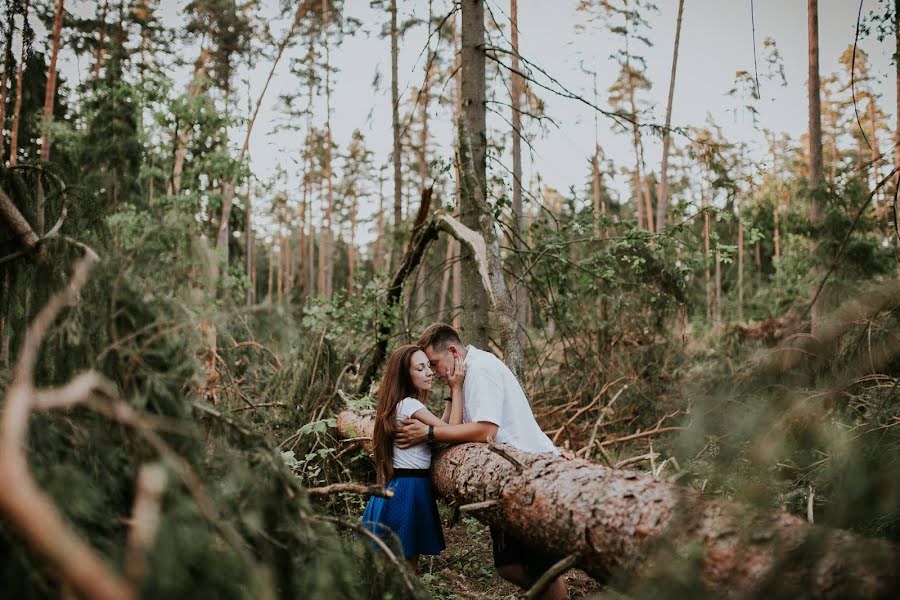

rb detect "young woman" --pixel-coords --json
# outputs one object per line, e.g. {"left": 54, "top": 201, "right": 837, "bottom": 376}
{"left": 361, "top": 344, "right": 466, "bottom": 567}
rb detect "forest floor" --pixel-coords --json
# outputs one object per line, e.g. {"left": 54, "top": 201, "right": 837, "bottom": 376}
{"left": 420, "top": 509, "right": 600, "bottom": 599}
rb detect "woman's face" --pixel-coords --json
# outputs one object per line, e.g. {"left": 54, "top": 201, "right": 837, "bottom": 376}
{"left": 408, "top": 350, "right": 434, "bottom": 392}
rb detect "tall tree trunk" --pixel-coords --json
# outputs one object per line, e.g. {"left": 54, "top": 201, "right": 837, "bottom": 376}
{"left": 267, "top": 244, "right": 274, "bottom": 302}
{"left": 703, "top": 192, "right": 712, "bottom": 321}
{"left": 451, "top": 14, "right": 462, "bottom": 330}
{"left": 807, "top": 0, "right": 823, "bottom": 198}
{"left": 895, "top": 0, "right": 900, "bottom": 174}
{"left": 306, "top": 178, "right": 315, "bottom": 295}
{"left": 34, "top": 0, "right": 64, "bottom": 236}
{"left": 317, "top": 183, "right": 326, "bottom": 296}
{"left": 348, "top": 194, "right": 357, "bottom": 297}
{"left": 374, "top": 170, "right": 385, "bottom": 273}
{"left": 169, "top": 47, "right": 210, "bottom": 196}
{"left": 715, "top": 247, "right": 722, "bottom": 333}
{"left": 414, "top": 43, "right": 432, "bottom": 315}
{"left": 459, "top": 0, "right": 491, "bottom": 350}
{"left": 438, "top": 239, "right": 453, "bottom": 318}
{"left": 510, "top": 0, "right": 526, "bottom": 326}
{"left": 93, "top": 0, "right": 109, "bottom": 79}
{"left": 244, "top": 180, "right": 253, "bottom": 306}
{"left": 0, "top": 9, "right": 15, "bottom": 160}
{"left": 868, "top": 95, "right": 880, "bottom": 191}
{"left": 808, "top": 0, "right": 824, "bottom": 329}
{"left": 323, "top": 0, "right": 334, "bottom": 298}
{"left": 737, "top": 194, "right": 744, "bottom": 323}
{"left": 625, "top": 65, "right": 652, "bottom": 232}
{"left": 339, "top": 411, "right": 900, "bottom": 599}
{"left": 391, "top": 0, "right": 403, "bottom": 259}
{"left": 8, "top": 0, "right": 30, "bottom": 167}
{"left": 655, "top": 0, "right": 685, "bottom": 233}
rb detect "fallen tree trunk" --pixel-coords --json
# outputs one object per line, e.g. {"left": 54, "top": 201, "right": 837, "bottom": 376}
{"left": 337, "top": 410, "right": 899, "bottom": 599}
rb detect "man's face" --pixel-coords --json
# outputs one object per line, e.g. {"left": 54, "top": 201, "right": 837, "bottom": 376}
{"left": 424, "top": 345, "right": 456, "bottom": 383}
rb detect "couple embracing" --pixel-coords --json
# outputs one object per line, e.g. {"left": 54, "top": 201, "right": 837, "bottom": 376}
{"left": 361, "top": 323, "right": 567, "bottom": 600}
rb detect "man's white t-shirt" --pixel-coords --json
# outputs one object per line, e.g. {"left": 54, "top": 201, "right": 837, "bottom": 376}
{"left": 462, "top": 345, "right": 558, "bottom": 455}
{"left": 392, "top": 397, "right": 432, "bottom": 469}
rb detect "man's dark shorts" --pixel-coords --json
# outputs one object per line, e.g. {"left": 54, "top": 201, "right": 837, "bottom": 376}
{"left": 489, "top": 526, "right": 560, "bottom": 578}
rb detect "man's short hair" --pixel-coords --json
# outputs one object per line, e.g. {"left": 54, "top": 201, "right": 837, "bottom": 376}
{"left": 417, "top": 322, "right": 463, "bottom": 352}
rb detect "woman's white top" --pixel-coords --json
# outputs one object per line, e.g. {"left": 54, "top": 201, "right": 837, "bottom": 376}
{"left": 392, "top": 397, "right": 432, "bottom": 469}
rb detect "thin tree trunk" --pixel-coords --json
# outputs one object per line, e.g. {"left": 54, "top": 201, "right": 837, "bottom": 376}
{"left": 625, "top": 65, "right": 651, "bottom": 231}
{"left": 244, "top": 180, "right": 253, "bottom": 306}
{"left": 8, "top": 0, "right": 30, "bottom": 167}
{"left": 438, "top": 239, "right": 453, "bottom": 318}
{"left": 807, "top": 0, "right": 823, "bottom": 197}
{"left": 374, "top": 171, "right": 385, "bottom": 273}
{"left": 737, "top": 194, "right": 744, "bottom": 323}
{"left": 715, "top": 247, "right": 722, "bottom": 333}
{"left": 451, "top": 14, "right": 462, "bottom": 330}
{"left": 391, "top": 0, "right": 403, "bottom": 257}
{"left": 703, "top": 192, "right": 712, "bottom": 321}
{"left": 35, "top": 0, "right": 65, "bottom": 236}
{"left": 655, "top": 0, "right": 685, "bottom": 233}
{"left": 267, "top": 244, "right": 274, "bottom": 302}
{"left": 895, "top": 0, "right": 900, "bottom": 174}
{"left": 306, "top": 178, "right": 315, "bottom": 295}
{"left": 869, "top": 95, "right": 880, "bottom": 191}
{"left": 93, "top": 0, "right": 109, "bottom": 79}
{"left": 459, "top": 0, "right": 492, "bottom": 351}
{"left": 510, "top": 0, "right": 526, "bottom": 325}
{"left": 414, "top": 40, "right": 432, "bottom": 315}
{"left": 323, "top": 0, "right": 334, "bottom": 298}
{"left": 0, "top": 10, "right": 14, "bottom": 160}
{"left": 348, "top": 194, "right": 357, "bottom": 297}
{"left": 169, "top": 47, "right": 210, "bottom": 196}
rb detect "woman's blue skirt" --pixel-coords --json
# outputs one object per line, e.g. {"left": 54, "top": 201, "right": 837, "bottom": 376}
{"left": 361, "top": 472, "right": 445, "bottom": 558}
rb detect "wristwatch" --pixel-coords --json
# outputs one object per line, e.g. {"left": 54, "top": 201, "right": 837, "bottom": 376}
{"left": 427, "top": 425, "right": 436, "bottom": 447}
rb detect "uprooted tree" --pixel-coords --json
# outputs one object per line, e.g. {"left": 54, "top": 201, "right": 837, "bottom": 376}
{"left": 337, "top": 410, "right": 900, "bottom": 599}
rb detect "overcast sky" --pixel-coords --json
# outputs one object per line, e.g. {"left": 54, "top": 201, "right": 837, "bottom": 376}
{"left": 60, "top": 1, "right": 899, "bottom": 242}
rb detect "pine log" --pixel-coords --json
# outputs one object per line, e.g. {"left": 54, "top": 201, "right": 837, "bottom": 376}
{"left": 336, "top": 410, "right": 899, "bottom": 598}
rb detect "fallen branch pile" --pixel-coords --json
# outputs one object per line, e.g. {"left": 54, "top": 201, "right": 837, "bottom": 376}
{"left": 337, "top": 410, "right": 899, "bottom": 599}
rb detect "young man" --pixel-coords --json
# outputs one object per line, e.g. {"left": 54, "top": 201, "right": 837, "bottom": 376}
{"left": 395, "top": 323, "right": 567, "bottom": 600}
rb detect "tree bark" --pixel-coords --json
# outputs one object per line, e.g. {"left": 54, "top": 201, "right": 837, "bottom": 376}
{"left": 35, "top": 0, "right": 65, "bottom": 236}
{"left": 808, "top": 0, "right": 824, "bottom": 330}
{"left": 337, "top": 411, "right": 899, "bottom": 599}
{"left": 323, "top": 0, "right": 334, "bottom": 298}
{"left": 510, "top": 0, "right": 526, "bottom": 325}
{"left": 807, "top": 0, "right": 823, "bottom": 197}
{"left": 8, "top": 0, "right": 30, "bottom": 166}
{"left": 391, "top": 0, "right": 403, "bottom": 258}
{"left": 169, "top": 47, "right": 210, "bottom": 196}
{"left": 93, "top": 0, "right": 109, "bottom": 79}
{"left": 244, "top": 180, "right": 253, "bottom": 306}
{"left": 655, "top": 0, "right": 684, "bottom": 233}
{"left": 459, "top": 0, "right": 492, "bottom": 351}
{"left": 0, "top": 187, "right": 39, "bottom": 250}
{"left": 0, "top": 9, "right": 14, "bottom": 160}
{"left": 895, "top": 0, "right": 900, "bottom": 174}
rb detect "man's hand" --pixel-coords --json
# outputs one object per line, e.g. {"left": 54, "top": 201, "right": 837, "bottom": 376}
{"left": 395, "top": 419, "right": 429, "bottom": 448}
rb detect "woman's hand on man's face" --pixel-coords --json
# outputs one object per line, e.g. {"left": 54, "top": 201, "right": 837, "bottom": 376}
{"left": 446, "top": 356, "right": 467, "bottom": 391}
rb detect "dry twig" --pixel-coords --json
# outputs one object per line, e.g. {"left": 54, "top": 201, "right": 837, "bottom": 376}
{"left": 307, "top": 483, "right": 394, "bottom": 498}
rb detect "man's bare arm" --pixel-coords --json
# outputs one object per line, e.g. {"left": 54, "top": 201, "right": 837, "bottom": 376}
{"left": 395, "top": 419, "right": 497, "bottom": 448}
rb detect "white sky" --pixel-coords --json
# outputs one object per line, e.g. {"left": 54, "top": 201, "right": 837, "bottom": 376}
{"left": 57, "top": 1, "right": 898, "bottom": 244}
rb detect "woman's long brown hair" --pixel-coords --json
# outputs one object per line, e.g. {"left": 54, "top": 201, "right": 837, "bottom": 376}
{"left": 373, "top": 344, "right": 427, "bottom": 485}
